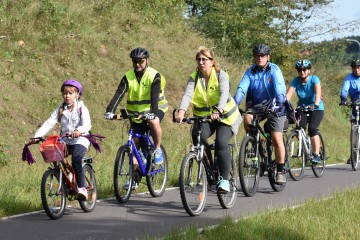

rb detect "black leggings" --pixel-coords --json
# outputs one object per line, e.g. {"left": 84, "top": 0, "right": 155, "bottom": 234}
{"left": 67, "top": 144, "right": 87, "bottom": 188}
{"left": 299, "top": 110, "right": 324, "bottom": 137}
{"left": 192, "top": 121, "right": 233, "bottom": 181}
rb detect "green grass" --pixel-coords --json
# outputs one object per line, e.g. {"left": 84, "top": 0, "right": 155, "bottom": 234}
{"left": 0, "top": 0, "right": 355, "bottom": 225}
{"left": 158, "top": 187, "right": 360, "bottom": 240}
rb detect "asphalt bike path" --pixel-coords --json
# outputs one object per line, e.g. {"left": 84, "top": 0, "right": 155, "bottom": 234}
{"left": 1, "top": 163, "right": 359, "bottom": 240}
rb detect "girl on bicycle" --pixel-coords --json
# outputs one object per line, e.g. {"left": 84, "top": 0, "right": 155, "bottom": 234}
{"left": 175, "top": 46, "right": 242, "bottom": 193}
{"left": 286, "top": 60, "right": 324, "bottom": 163}
{"left": 32, "top": 79, "right": 91, "bottom": 200}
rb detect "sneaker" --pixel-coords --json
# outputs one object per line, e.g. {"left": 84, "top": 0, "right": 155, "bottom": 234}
{"left": 275, "top": 172, "right": 286, "bottom": 185}
{"left": 312, "top": 154, "right": 321, "bottom": 164}
{"left": 153, "top": 148, "right": 164, "bottom": 165}
{"left": 123, "top": 180, "right": 138, "bottom": 190}
{"left": 216, "top": 178, "right": 230, "bottom": 193}
{"left": 77, "top": 187, "right": 88, "bottom": 201}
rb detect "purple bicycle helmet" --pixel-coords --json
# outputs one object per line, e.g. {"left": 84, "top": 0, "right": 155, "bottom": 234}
{"left": 61, "top": 79, "right": 83, "bottom": 95}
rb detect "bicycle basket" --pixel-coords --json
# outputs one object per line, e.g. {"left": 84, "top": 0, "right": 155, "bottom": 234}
{"left": 39, "top": 135, "right": 67, "bottom": 162}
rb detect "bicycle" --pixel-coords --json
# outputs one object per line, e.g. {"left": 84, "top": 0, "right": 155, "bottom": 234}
{"left": 238, "top": 109, "right": 287, "bottom": 197}
{"left": 286, "top": 105, "right": 326, "bottom": 180}
{"left": 109, "top": 109, "right": 168, "bottom": 203}
{"left": 173, "top": 109, "right": 238, "bottom": 216}
{"left": 341, "top": 101, "right": 360, "bottom": 171}
{"left": 28, "top": 135, "right": 97, "bottom": 220}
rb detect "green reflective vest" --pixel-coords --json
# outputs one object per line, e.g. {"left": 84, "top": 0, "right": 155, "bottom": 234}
{"left": 125, "top": 67, "right": 168, "bottom": 118}
{"left": 190, "top": 68, "right": 239, "bottom": 126}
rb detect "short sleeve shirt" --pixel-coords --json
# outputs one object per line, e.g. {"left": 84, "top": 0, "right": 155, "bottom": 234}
{"left": 290, "top": 75, "right": 324, "bottom": 110}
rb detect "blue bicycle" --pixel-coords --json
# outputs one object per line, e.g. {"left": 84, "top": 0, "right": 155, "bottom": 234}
{"left": 110, "top": 109, "right": 168, "bottom": 203}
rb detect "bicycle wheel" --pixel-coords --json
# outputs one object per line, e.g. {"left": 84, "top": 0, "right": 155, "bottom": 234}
{"left": 79, "top": 164, "right": 97, "bottom": 212}
{"left": 40, "top": 169, "right": 66, "bottom": 220}
{"left": 286, "top": 131, "right": 305, "bottom": 181}
{"left": 146, "top": 144, "right": 168, "bottom": 197}
{"left": 179, "top": 152, "right": 207, "bottom": 216}
{"left": 268, "top": 140, "right": 287, "bottom": 192}
{"left": 114, "top": 145, "right": 133, "bottom": 203}
{"left": 311, "top": 132, "right": 326, "bottom": 177}
{"left": 350, "top": 125, "right": 360, "bottom": 171}
{"left": 268, "top": 161, "right": 286, "bottom": 192}
{"left": 238, "top": 136, "right": 260, "bottom": 197}
{"left": 217, "top": 152, "right": 237, "bottom": 209}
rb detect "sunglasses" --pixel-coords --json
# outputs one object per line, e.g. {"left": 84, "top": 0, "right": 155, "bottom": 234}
{"left": 297, "top": 68, "right": 309, "bottom": 72}
{"left": 196, "top": 57, "right": 211, "bottom": 63}
{"left": 132, "top": 59, "right": 146, "bottom": 64}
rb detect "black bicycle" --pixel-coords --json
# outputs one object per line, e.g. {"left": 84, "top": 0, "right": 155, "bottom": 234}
{"left": 238, "top": 109, "right": 287, "bottom": 197}
{"left": 173, "top": 109, "right": 238, "bottom": 216}
{"left": 342, "top": 101, "right": 360, "bottom": 171}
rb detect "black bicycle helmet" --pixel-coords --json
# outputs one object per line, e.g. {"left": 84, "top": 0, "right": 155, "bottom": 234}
{"left": 351, "top": 59, "right": 360, "bottom": 67}
{"left": 130, "top": 47, "right": 149, "bottom": 59}
{"left": 295, "top": 59, "right": 312, "bottom": 69}
{"left": 253, "top": 44, "right": 271, "bottom": 55}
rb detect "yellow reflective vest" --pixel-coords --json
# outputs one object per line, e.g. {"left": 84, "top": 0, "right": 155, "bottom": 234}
{"left": 190, "top": 68, "right": 239, "bottom": 126}
{"left": 125, "top": 67, "right": 168, "bottom": 118}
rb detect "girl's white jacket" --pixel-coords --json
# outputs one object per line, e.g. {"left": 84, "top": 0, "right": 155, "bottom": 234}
{"left": 34, "top": 101, "right": 91, "bottom": 148}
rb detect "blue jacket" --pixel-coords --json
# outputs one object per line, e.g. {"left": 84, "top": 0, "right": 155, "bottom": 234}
{"left": 340, "top": 73, "right": 360, "bottom": 102}
{"left": 234, "top": 62, "right": 286, "bottom": 112}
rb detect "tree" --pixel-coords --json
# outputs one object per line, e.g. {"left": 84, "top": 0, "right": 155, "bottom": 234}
{"left": 184, "top": 0, "right": 335, "bottom": 69}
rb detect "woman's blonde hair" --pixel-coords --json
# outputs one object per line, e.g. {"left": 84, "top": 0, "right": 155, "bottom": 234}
{"left": 196, "top": 46, "right": 220, "bottom": 72}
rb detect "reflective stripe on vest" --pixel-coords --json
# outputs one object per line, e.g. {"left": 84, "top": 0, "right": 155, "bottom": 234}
{"left": 190, "top": 68, "right": 239, "bottom": 126}
{"left": 125, "top": 67, "right": 168, "bottom": 117}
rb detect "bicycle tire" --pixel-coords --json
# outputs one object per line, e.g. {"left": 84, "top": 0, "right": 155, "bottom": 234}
{"left": 146, "top": 144, "right": 168, "bottom": 197}
{"left": 79, "top": 164, "right": 97, "bottom": 212}
{"left": 217, "top": 150, "right": 237, "bottom": 209}
{"left": 113, "top": 145, "right": 133, "bottom": 203}
{"left": 268, "top": 140, "right": 287, "bottom": 192}
{"left": 350, "top": 125, "right": 360, "bottom": 171}
{"left": 268, "top": 161, "right": 286, "bottom": 192}
{"left": 238, "top": 136, "right": 260, "bottom": 197}
{"left": 179, "top": 152, "right": 207, "bottom": 216}
{"left": 311, "top": 132, "right": 326, "bottom": 177}
{"left": 286, "top": 131, "right": 305, "bottom": 181}
{"left": 41, "top": 169, "right": 66, "bottom": 220}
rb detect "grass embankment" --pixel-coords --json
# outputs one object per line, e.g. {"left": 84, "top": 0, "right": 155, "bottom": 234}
{"left": 0, "top": 0, "right": 355, "bottom": 224}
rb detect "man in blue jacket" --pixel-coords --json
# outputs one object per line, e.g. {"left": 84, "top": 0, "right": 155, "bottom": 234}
{"left": 234, "top": 44, "right": 287, "bottom": 184}
{"left": 340, "top": 59, "right": 360, "bottom": 164}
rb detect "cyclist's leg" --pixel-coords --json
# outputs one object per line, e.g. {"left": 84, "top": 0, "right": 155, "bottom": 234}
{"left": 267, "top": 115, "right": 286, "bottom": 184}
{"left": 130, "top": 122, "right": 144, "bottom": 166}
{"left": 191, "top": 120, "right": 214, "bottom": 162}
{"left": 308, "top": 110, "right": 324, "bottom": 161}
{"left": 267, "top": 116, "right": 286, "bottom": 165}
{"left": 214, "top": 123, "right": 233, "bottom": 181}
{"left": 69, "top": 144, "right": 88, "bottom": 188}
{"left": 147, "top": 110, "right": 165, "bottom": 149}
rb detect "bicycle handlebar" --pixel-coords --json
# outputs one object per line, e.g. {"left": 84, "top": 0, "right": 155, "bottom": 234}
{"left": 172, "top": 109, "right": 212, "bottom": 124}
{"left": 108, "top": 109, "right": 148, "bottom": 121}
{"left": 238, "top": 108, "right": 276, "bottom": 117}
{"left": 341, "top": 101, "right": 360, "bottom": 107}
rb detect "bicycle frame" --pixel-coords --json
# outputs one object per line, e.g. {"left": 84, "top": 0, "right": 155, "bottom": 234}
{"left": 192, "top": 119, "right": 218, "bottom": 186}
{"left": 247, "top": 113, "right": 273, "bottom": 166}
{"left": 126, "top": 128, "right": 156, "bottom": 176}
{"left": 291, "top": 108, "right": 313, "bottom": 161}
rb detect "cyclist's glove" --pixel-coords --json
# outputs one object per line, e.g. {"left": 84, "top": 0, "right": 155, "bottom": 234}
{"left": 145, "top": 112, "right": 156, "bottom": 120}
{"left": 104, "top": 112, "right": 114, "bottom": 119}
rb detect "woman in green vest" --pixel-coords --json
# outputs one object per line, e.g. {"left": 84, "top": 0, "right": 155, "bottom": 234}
{"left": 175, "top": 46, "right": 242, "bottom": 193}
